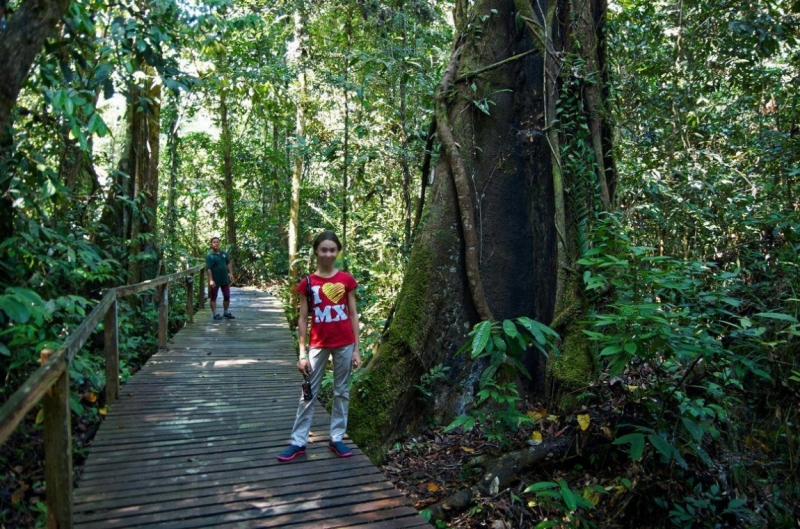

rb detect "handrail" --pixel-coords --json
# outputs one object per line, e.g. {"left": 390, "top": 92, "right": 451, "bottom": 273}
{"left": 0, "top": 262, "right": 206, "bottom": 528}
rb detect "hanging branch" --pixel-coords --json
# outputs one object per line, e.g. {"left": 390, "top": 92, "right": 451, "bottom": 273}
{"left": 455, "top": 48, "right": 539, "bottom": 83}
{"left": 572, "top": 0, "right": 612, "bottom": 210}
{"left": 435, "top": 48, "right": 494, "bottom": 322}
{"left": 412, "top": 118, "right": 437, "bottom": 236}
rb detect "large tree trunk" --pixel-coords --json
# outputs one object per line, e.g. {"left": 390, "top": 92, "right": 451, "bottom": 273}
{"left": 349, "top": 0, "right": 612, "bottom": 460}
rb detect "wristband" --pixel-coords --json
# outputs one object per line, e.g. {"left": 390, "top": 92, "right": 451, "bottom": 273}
{"left": 299, "top": 355, "right": 308, "bottom": 360}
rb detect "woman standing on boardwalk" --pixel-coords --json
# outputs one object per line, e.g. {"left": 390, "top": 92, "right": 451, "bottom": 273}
{"left": 278, "top": 231, "right": 362, "bottom": 461}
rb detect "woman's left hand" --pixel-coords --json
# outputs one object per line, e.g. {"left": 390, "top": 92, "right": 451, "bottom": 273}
{"left": 351, "top": 350, "right": 362, "bottom": 370}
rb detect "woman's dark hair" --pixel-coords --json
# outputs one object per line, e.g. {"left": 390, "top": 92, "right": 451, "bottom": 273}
{"left": 312, "top": 230, "right": 342, "bottom": 252}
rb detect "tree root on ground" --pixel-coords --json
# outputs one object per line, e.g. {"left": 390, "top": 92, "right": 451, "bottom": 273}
{"left": 425, "top": 437, "right": 573, "bottom": 520}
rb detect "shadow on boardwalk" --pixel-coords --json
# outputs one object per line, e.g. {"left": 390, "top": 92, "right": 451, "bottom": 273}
{"left": 73, "top": 288, "right": 431, "bottom": 528}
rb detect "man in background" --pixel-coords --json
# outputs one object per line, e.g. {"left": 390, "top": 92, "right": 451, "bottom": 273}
{"left": 206, "top": 237, "right": 235, "bottom": 320}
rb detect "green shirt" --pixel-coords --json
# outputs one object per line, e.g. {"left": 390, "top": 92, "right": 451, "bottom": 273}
{"left": 206, "top": 250, "right": 231, "bottom": 286}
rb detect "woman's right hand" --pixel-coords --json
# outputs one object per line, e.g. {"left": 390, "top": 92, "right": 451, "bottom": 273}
{"left": 297, "top": 357, "right": 310, "bottom": 375}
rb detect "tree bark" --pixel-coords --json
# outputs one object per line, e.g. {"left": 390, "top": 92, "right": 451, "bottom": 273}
{"left": 0, "top": 0, "right": 71, "bottom": 136}
{"left": 349, "top": 0, "right": 612, "bottom": 459}
{"left": 126, "top": 72, "right": 161, "bottom": 285}
{"left": 288, "top": 9, "right": 306, "bottom": 323}
{"left": 220, "top": 92, "right": 236, "bottom": 265}
{"left": 165, "top": 92, "right": 182, "bottom": 263}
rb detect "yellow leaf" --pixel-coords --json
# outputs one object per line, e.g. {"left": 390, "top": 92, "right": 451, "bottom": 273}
{"left": 462, "top": 446, "right": 475, "bottom": 453}
{"left": 85, "top": 392, "right": 97, "bottom": 403}
{"left": 626, "top": 385, "right": 639, "bottom": 392}
{"left": 35, "top": 409, "right": 44, "bottom": 424}
{"left": 583, "top": 487, "right": 601, "bottom": 506}
{"left": 11, "top": 489, "right": 25, "bottom": 505}
{"left": 577, "top": 414, "right": 591, "bottom": 431}
{"left": 530, "top": 431, "right": 543, "bottom": 445}
{"left": 426, "top": 482, "right": 440, "bottom": 493}
{"left": 547, "top": 414, "right": 559, "bottom": 422}
{"left": 98, "top": 407, "right": 108, "bottom": 416}
{"left": 527, "top": 408, "right": 547, "bottom": 421}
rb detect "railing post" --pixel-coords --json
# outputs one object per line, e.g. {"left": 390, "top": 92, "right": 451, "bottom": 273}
{"left": 158, "top": 284, "right": 168, "bottom": 349}
{"left": 41, "top": 350, "right": 72, "bottom": 529}
{"left": 186, "top": 276, "right": 194, "bottom": 323}
{"left": 104, "top": 295, "right": 119, "bottom": 402}
{"left": 199, "top": 268, "right": 206, "bottom": 310}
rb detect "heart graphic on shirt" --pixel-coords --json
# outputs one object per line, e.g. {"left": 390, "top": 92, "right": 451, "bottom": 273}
{"left": 322, "top": 282, "right": 346, "bottom": 304}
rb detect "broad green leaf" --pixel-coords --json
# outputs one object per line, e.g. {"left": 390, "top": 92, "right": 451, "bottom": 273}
{"left": 754, "top": 312, "right": 798, "bottom": 323}
{"left": 0, "top": 296, "right": 31, "bottom": 324}
{"left": 8, "top": 288, "right": 44, "bottom": 305}
{"left": 502, "top": 319, "right": 518, "bottom": 339}
{"left": 471, "top": 320, "right": 492, "bottom": 358}
{"left": 681, "top": 417, "right": 703, "bottom": 443}
{"left": 524, "top": 481, "right": 558, "bottom": 493}
{"left": 648, "top": 434, "right": 674, "bottom": 461}
{"left": 444, "top": 414, "right": 474, "bottom": 433}
{"left": 613, "top": 433, "right": 645, "bottom": 461}
{"left": 559, "top": 481, "right": 577, "bottom": 511}
{"left": 42, "top": 179, "right": 57, "bottom": 199}
{"left": 600, "top": 345, "right": 623, "bottom": 356}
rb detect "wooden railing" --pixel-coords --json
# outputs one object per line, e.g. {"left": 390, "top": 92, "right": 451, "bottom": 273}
{"left": 0, "top": 263, "right": 207, "bottom": 528}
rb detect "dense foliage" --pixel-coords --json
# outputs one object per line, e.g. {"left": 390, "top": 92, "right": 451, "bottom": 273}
{"left": 1, "top": 0, "right": 798, "bottom": 526}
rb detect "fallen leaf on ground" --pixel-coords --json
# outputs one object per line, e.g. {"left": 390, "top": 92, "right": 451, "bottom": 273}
{"left": 577, "top": 414, "right": 591, "bottom": 431}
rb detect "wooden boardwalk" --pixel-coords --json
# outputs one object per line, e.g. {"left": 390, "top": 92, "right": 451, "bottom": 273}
{"left": 72, "top": 288, "right": 431, "bottom": 528}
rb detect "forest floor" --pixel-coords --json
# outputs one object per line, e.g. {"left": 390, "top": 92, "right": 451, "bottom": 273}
{"left": 381, "top": 374, "right": 798, "bottom": 529}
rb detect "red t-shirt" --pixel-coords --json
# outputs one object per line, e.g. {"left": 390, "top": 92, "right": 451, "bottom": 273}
{"left": 295, "top": 271, "right": 358, "bottom": 348}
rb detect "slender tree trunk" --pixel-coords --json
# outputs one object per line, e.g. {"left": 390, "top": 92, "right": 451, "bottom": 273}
{"left": 126, "top": 71, "right": 161, "bottom": 285}
{"left": 400, "top": 20, "right": 413, "bottom": 256}
{"left": 288, "top": 9, "right": 306, "bottom": 318}
{"left": 165, "top": 92, "right": 182, "bottom": 263}
{"left": 220, "top": 92, "right": 236, "bottom": 265}
{"left": 341, "top": 15, "right": 352, "bottom": 266}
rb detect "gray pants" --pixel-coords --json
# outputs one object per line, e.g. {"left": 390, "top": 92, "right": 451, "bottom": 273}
{"left": 290, "top": 344, "right": 354, "bottom": 446}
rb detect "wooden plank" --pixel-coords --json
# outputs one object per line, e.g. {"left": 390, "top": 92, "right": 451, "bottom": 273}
{"left": 80, "top": 489, "right": 409, "bottom": 529}
{"left": 75, "top": 458, "right": 379, "bottom": 500}
{"left": 74, "top": 477, "right": 395, "bottom": 524}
